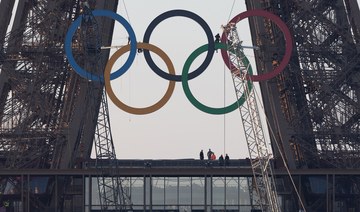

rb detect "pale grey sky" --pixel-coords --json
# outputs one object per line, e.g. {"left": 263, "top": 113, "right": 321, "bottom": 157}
{"left": 108, "top": 0, "right": 360, "bottom": 159}
{"left": 108, "top": 0, "right": 260, "bottom": 159}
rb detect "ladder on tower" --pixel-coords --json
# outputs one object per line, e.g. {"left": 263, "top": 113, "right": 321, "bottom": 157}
{"left": 79, "top": 3, "right": 132, "bottom": 211}
{"left": 223, "top": 23, "right": 280, "bottom": 212}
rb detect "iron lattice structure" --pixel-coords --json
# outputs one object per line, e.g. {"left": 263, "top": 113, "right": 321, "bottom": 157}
{"left": 246, "top": 0, "right": 360, "bottom": 169}
{"left": 0, "top": 0, "right": 130, "bottom": 211}
{"left": 246, "top": 0, "right": 360, "bottom": 211}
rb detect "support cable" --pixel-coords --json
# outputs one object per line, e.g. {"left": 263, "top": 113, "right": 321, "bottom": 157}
{"left": 120, "top": 0, "right": 132, "bottom": 122}
{"left": 223, "top": 63, "right": 226, "bottom": 157}
{"left": 227, "top": 0, "right": 236, "bottom": 23}
{"left": 121, "top": 0, "right": 131, "bottom": 25}
{"left": 222, "top": 0, "right": 236, "bottom": 159}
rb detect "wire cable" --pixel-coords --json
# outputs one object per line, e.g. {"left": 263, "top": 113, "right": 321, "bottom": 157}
{"left": 227, "top": 0, "right": 236, "bottom": 23}
{"left": 122, "top": 0, "right": 131, "bottom": 25}
{"left": 118, "top": 0, "right": 133, "bottom": 121}
{"left": 223, "top": 64, "right": 226, "bottom": 157}
{"left": 222, "top": 0, "right": 236, "bottom": 158}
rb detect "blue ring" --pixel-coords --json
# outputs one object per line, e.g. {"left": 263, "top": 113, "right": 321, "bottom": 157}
{"left": 143, "top": 9, "right": 215, "bottom": 82}
{"left": 65, "top": 10, "right": 137, "bottom": 81}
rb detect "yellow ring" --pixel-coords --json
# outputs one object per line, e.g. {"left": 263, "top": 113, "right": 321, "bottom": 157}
{"left": 104, "top": 43, "right": 176, "bottom": 115}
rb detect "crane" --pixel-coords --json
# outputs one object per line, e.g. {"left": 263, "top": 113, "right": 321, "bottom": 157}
{"left": 223, "top": 23, "right": 281, "bottom": 211}
{"left": 79, "top": 2, "right": 132, "bottom": 211}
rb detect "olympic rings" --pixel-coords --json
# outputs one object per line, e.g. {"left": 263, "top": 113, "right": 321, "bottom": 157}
{"left": 143, "top": 9, "right": 215, "bottom": 82}
{"left": 64, "top": 8, "right": 293, "bottom": 115}
{"left": 104, "top": 43, "right": 176, "bottom": 115}
{"left": 221, "top": 9, "right": 293, "bottom": 81}
{"left": 65, "top": 10, "right": 137, "bottom": 81}
{"left": 182, "top": 42, "right": 253, "bottom": 115}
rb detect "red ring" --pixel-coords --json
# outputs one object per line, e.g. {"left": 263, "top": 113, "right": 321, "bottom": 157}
{"left": 221, "top": 9, "right": 293, "bottom": 81}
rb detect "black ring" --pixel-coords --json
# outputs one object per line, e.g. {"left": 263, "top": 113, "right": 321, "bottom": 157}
{"left": 143, "top": 9, "right": 215, "bottom": 81}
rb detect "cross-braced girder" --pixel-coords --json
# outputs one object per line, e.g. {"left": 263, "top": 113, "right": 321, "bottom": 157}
{"left": 246, "top": 0, "right": 360, "bottom": 210}
{"left": 223, "top": 23, "right": 280, "bottom": 212}
{"left": 0, "top": 0, "right": 123, "bottom": 211}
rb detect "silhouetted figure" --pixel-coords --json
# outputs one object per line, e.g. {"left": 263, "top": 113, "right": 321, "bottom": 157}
{"left": 214, "top": 33, "right": 220, "bottom": 52}
{"left": 271, "top": 53, "right": 279, "bottom": 67}
{"left": 215, "top": 33, "right": 220, "bottom": 43}
{"left": 207, "top": 149, "right": 213, "bottom": 160}
{"left": 144, "top": 162, "right": 151, "bottom": 168}
{"left": 225, "top": 154, "right": 230, "bottom": 166}
{"left": 219, "top": 154, "right": 224, "bottom": 166}
{"left": 200, "top": 150, "right": 204, "bottom": 160}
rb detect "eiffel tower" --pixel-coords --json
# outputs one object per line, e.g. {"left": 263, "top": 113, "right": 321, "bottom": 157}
{"left": 0, "top": 0, "right": 131, "bottom": 211}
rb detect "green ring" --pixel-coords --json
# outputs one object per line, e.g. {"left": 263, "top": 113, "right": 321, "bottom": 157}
{"left": 181, "top": 42, "right": 253, "bottom": 115}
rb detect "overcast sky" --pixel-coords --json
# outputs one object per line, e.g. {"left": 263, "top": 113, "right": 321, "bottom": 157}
{"left": 107, "top": 0, "right": 360, "bottom": 160}
{"left": 107, "top": 0, "right": 262, "bottom": 159}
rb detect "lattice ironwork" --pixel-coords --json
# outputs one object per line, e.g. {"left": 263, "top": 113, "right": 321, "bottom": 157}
{"left": 246, "top": 0, "right": 360, "bottom": 210}
{"left": 248, "top": 0, "right": 360, "bottom": 168}
{"left": 0, "top": 0, "right": 124, "bottom": 211}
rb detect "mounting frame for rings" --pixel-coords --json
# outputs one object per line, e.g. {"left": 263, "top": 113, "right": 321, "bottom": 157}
{"left": 65, "top": 10, "right": 137, "bottom": 81}
{"left": 64, "top": 8, "right": 293, "bottom": 115}
{"left": 221, "top": 9, "right": 293, "bottom": 82}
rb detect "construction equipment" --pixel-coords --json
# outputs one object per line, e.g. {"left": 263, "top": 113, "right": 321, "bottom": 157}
{"left": 223, "top": 23, "right": 280, "bottom": 211}
{"left": 78, "top": 2, "right": 133, "bottom": 210}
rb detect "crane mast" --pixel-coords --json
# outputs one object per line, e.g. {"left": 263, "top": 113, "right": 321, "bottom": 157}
{"left": 223, "top": 23, "right": 280, "bottom": 212}
{"left": 79, "top": 3, "right": 132, "bottom": 211}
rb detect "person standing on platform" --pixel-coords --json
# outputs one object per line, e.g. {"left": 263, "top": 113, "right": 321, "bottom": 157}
{"left": 200, "top": 150, "right": 204, "bottom": 160}
{"left": 211, "top": 152, "right": 216, "bottom": 160}
{"left": 225, "top": 154, "right": 230, "bottom": 166}
{"left": 207, "top": 149, "right": 213, "bottom": 160}
{"left": 219, "top": 154, "right": 224, "bottom": 166}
